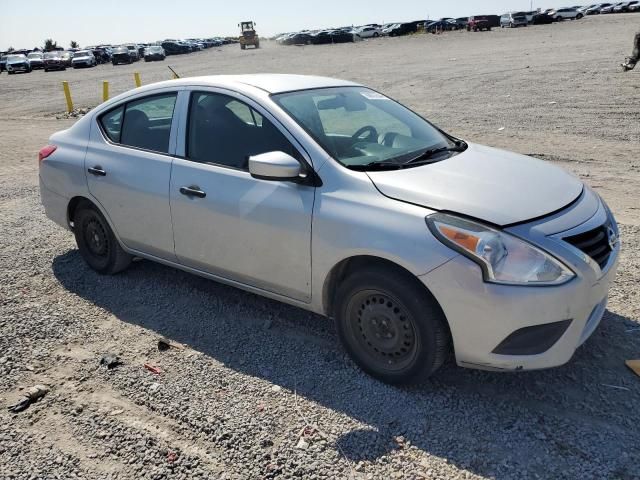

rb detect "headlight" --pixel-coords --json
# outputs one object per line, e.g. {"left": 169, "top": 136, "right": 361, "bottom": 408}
{"left": 427, "top": 213, "right": 575, "bottom": 286}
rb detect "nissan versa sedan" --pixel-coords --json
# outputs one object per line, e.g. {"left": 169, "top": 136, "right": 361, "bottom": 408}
{"left": 38, "top": 75, "right": 620, "bottom": 384}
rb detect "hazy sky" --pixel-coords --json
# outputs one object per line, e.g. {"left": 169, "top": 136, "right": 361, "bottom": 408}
{"left": 2, "top": 0, "right": 557, "bottom": 50}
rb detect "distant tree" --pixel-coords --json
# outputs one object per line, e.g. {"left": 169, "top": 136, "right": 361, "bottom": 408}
{"left": 70, "top": 40, "right": 79, "bottom": 49}
{"left": 44, "top": 38, "right": 58, "bottom": 51}
{"left": 7, "top": 46, "right": 14, "bottom": 52}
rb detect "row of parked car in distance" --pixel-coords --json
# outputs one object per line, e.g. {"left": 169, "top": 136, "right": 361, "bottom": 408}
{"left": 581, "top": 1, "right": 640, "bottom": 13}
{"left": 0, "top": 37, "right": 236, "bottom": 75}
{"left": 275, "top": 3, "right": 639, "bottom": 45}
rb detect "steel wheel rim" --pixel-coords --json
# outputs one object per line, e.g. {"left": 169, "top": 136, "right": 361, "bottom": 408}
{"left": 83, "top": 216, "right": 109, "bottom": 258}
{"left": 346, "top": 289, "right": 419, "bottom": 372}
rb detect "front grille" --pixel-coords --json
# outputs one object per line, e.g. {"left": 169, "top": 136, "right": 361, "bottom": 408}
{"left": 564, "top": 224, "right": 612, "bottom": 269}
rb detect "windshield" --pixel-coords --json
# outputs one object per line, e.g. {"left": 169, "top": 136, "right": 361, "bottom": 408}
{"left": 7, "top": 55, "right": 26, "bottom": 61}
{"left": 75, "top": 50, "right": 90, "bottom": 56}
{"left": 43, "top": 52, "right": 59, "bottom": 59}
{"left": 28, "top": 53, "right": 42, "bottom": 58}
{"left": 273, "top": 87, "right": 452, "bottom": 168}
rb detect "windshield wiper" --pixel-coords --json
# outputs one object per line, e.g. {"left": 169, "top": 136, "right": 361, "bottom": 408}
{"left": 347, "top": 141, "right": 468, "bottom": 171}
{"left": 348, "top": 161, "right": 404, "bottom": 171}
{"left": 403, "top": 142, "right": 468, "bottom": 165}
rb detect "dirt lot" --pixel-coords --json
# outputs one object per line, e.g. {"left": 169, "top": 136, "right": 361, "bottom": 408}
{"left": 1, "top": 14, "right": 639, "bottom": 480}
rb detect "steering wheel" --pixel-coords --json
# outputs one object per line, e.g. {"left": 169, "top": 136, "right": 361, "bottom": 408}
{"left": 351, "top": 125, "right": 378, "bottom": 143}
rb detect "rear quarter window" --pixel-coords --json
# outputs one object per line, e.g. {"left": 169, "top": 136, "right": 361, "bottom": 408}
{"left": 98, "top": 93, "right": 177, "bottom": 154}
{"left": 99, "top": 105, "right": 124, "bottom": 143}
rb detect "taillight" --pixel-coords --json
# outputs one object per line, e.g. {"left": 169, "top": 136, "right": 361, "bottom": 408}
{"left": 38, "top": 145, "right": 57, "bottom": 166}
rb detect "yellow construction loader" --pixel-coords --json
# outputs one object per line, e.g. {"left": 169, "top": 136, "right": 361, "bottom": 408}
{"left": 239, "top": 21, "right": 260, "bottom": 50}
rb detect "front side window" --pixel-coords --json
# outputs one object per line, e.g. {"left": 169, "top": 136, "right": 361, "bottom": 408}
{"left": 99, "top": 93, "right": 177, "bottom": 153}
{"left": 273, "top": 87, "right": 451, "bottom": 168}
{"left": 187, "top": 92, "right": 298, "bottom": 170}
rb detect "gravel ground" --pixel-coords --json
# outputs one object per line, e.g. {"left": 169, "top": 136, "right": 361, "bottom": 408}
{"left": 1, "top": 14, "right": 639, "bottom": 480}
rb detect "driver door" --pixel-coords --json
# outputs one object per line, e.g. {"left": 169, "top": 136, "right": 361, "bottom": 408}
{"left": 170, "top": 90, "right": 315, "bottom": 302}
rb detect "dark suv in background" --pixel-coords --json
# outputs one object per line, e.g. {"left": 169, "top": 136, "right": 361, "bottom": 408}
{"left": 467, "top": 15, "right": 499, "bottom": 31}
{"left": 112, "top": 46, "right": 132, "bottom": 65}
{"left": 161, "top": 41, "right": 190, "bottom": 55}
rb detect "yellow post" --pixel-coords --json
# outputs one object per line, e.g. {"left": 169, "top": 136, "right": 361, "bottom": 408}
{"left": 62, "top": 81, "right": 74, "bottom": 112}
{"left": 134, "top": 72, "right": 141, "bottom": 88}
{"left": 102, "top": 81, "right": 109, "bottom": 102}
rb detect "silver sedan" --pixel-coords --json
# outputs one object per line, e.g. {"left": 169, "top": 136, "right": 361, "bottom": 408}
{"left": 38, "top": 75, "right": 620, "bottom": 384}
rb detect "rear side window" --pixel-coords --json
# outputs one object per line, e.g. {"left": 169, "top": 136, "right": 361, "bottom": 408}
{"left": 100, "top": 105, "right": 124, "bottom": 143}
{"left": 99, "top": 93, "right": 177, "bottom": 154}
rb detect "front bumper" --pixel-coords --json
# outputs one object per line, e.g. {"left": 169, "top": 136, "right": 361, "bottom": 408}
{"left": 7, "top": 64, "right": 29, "bottom": 72}
{"left": 44, "top": 62, "right": 65, "bottom": 69}
{"left": 420, "top": 191, "right": 620, "bottom": 371}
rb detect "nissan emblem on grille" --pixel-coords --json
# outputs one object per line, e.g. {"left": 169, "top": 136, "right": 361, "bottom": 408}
{"left": 607, "top": 226, "right": 619, "bottom": 250}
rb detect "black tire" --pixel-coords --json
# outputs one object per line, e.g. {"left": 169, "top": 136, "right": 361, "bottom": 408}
{"left": 577, "top": 13, "right": 583, "bottom": 19}
{"left": 74, "top": 204, "right": 132, "bottom": 275}
{"left": 334, "top": 266, "right": 450, "bottom": 384}
{"left": 373, "top": 32, "right": 380, "bottom": 37}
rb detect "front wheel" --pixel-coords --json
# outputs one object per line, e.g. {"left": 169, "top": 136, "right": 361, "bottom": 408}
{"left": 576, "top": 14, "right": 583, "bottom": 19}
{"left": 335, "top": 267, "right": 450, "bottom": 384}
{"left": 74, "top": 204, "right": 132, "bottom": 275}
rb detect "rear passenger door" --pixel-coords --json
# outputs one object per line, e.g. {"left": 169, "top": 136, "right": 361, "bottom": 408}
{"left": 86, "top": 91, "right": 179, "bottom": 260}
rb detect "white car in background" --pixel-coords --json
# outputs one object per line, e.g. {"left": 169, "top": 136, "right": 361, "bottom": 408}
{"left": 551, "top": 7, "right": 585, "bottom": 19}
{"left": 71, "top": 50, "right": 97, "bottom": 68}
{"left": 355, "top": 26, "right": 381, "bottom": 38}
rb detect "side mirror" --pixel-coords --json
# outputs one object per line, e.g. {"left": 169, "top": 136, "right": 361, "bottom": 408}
{"left": 249, "top": 151, "right": 303, "bottom": 181}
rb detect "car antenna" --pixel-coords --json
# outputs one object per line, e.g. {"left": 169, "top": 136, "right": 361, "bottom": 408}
{"left": 168, "top": 66, "right": 180, "bottom": 79}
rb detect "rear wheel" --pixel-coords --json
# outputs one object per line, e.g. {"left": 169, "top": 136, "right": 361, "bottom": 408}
{"left": 335, "top": 267, "right": 450, "bottom": 384}
{"left": 74, "top": 204, "right": 132, "bottom": 275}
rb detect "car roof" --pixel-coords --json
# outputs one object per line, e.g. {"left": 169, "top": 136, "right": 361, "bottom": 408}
{"left": 151, "top": 74, "right": 360, "bottom": 94}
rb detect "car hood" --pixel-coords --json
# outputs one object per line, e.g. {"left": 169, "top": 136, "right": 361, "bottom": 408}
{"left": 366, "top": 143, "right": 583, "bottom": 226}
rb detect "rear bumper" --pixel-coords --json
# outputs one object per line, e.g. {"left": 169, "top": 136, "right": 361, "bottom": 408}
{"left": 39, "top": 176, "right": 70, "bottom": 230}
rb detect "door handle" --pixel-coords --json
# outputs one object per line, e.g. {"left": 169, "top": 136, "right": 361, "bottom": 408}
{"left": 179, "top": 186, "right": 206, "bottom": 198}
{"left": 88, "top": 166, "right": 106, "bottom": 176}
